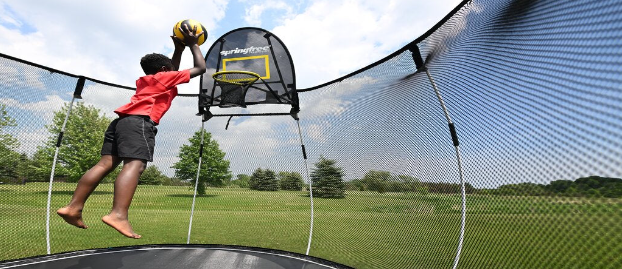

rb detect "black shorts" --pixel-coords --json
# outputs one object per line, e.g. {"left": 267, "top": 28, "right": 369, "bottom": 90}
{"left": 101, "top": 115, "right": 158, "bottom": 162}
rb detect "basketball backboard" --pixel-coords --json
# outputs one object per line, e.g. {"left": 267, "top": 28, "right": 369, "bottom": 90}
{"left": 199, "top": 27, "right": 298, "bottom": 112}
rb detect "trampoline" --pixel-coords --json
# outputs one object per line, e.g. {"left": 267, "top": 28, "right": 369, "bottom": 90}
{"left": 0, "top": 245, "right": 352, "bottom": 269}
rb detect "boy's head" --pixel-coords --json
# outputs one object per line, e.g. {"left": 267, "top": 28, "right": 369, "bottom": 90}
{"left": 140, "top": 53, "right": 174, "bottom": 75}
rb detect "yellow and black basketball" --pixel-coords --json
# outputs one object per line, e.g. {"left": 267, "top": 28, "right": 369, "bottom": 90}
{"left": 173, "top": 19, "right": 207, "bottom": 46}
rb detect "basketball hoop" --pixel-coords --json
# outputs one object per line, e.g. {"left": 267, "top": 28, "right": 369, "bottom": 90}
{"left": 212, "top": 71, "right": 260, "bottom": 108}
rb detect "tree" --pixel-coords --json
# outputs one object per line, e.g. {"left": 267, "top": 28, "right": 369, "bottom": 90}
{"left": 345, "top": 179, "right": 366, "bottom": 191}
{"left": 172, "top": 130, "right": 231, "bottom": 195}
{"left": 28, "top": 148, "right": 57, "bottom": 182}
{"left": 495, "top": 182, "right": 546, "bottom": 196}
{"left": 0, "top": 104, "right": 20, "bottom": 182}
{"left": 31, "top": 103, "right": 113, "bottom": 182}
{"left": 601, "top": 182, "right": 622, "bottom": 198}
{"left": 0, "top": 104, "right": 17, "bottom": 144}
{"left": 139, "top": 165, "right": 169, "bottom": 185}
{"left": 279, "top": 171, "right": 304, "bottom": 191}
{"left": 397, "top": 175, "right": 428, "bottom": 194}
{"left": 311, "top": 156, "right": 345, "bottom": 198}
{"left": 585, "top": 188, "right": 602, "bottom": 198}
{"left": 249, "top": 168, "right": 279, "bottom": 191}
{"left": 547, "top": 180, "right": 573, "bottom": 194}
{"left": 15, "top": 153, "right": 35, "bottom": 184}
{"left": 362, "top": 170, "right": 391, "bottom": 193}
{"left": 565, "top": 186, "right": 579, "bottom": 197}
{"left": 231, "top": 174, "right": 251, "bottom": 188}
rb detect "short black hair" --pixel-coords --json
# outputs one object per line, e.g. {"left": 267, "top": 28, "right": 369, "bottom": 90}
{"left": 140, "top": 53, "right": 174, "bottom": 75}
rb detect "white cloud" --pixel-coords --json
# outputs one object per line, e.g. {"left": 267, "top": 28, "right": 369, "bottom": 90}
{"left": 0, "top": 0, "right": 466, "bottom": 178}
{"left": 243, "top": 0, "right": 294, "bottom": 26}
{"left": 0, "top": 4, "right": 20, "bottom": 27}
{"left": 0, "top": 0, "right": 463, "bottom": 90}
{"left": 0, "top": 0, "right": 228, "bottom": 89}
{"left": 215, "top": 119, "right": 279, "bottom": 153}
{"left": 20, "top": 95, "right": 66, "bottom": 124}
{"left": 306, "top": 123, "right": 326, "bottom": 142}
{"left": 0, "top": 63, "right": 44, "bottom": 90}
{"left": 1, "top": 95, "right": 68, "bottom": 155}
{"left": 420, "top": 0, "right": 482, "bottom": 57}
{"left": 79, "top": 84, "right": 133, "bottom": 118}
{"left": 300, "top": 76, "right": 375, "bottom": 120}
{"left": 1, "top": 95, "right": 65, "bottom": 118}
{"left": 0, "top": 0, "right": 462, "bottom": 91}
{"left": 14, "top": 131, "right": 47, "bottom": 155}
{"left": 272, "top": 0, "right": 462, "bottom": 88}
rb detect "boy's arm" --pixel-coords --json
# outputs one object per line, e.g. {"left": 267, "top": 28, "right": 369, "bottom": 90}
{"left": 178, "top": 24, "right": 206, "bottom": 78}
{"left": 187, "top": 44, "right": 206, "bottom": 78}
{"left": 170, "top": 37, "right": 185, "bottom": 71}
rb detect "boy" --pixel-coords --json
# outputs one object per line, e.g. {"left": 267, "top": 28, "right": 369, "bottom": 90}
{"left": 57, "top": 25, "right": 206, "bottom": 239}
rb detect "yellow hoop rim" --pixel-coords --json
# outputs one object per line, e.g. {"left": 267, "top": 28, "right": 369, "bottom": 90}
{"left": 212, "top": 71, "right": 260, "bottom": 85}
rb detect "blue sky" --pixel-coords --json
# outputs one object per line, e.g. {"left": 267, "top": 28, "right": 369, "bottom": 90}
{"left": 0, "top": 0, "right": 461, "bottom": 91}
{"left": 2, "top": 0, "right": 620, "bottom": 188}
{"left": 0, "top": 3, "right": 35, "bottom": 34}
{"left": 0, "top": 0, "right": 470, "bottom": 182}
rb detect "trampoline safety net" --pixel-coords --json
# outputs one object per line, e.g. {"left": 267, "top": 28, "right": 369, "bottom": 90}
{"left": 1, "top": 0, "right": 621, "bottom": 268}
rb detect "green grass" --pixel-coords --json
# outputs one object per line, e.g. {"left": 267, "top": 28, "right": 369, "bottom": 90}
{"left": 1, "top": 183, "right": 621, "bottom": 268}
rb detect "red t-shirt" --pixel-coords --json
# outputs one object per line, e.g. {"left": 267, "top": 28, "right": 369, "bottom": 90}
{"left": 114, "top": 70, "right": 190, "bottom": 124}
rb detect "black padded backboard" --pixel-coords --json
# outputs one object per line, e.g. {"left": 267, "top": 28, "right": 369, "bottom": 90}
{"left": 199, "top": 27, "right": 298, "bottom": 112}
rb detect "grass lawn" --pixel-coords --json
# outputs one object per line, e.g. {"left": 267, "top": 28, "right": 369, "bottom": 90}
{"left": 1, "top": 183, "right": 621, "bottom": 268}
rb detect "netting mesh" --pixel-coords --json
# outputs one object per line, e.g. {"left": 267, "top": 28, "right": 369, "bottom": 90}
{"left": 1, "top": 0, "right": 622, "bottom": 268}
{"left": 213, "top": 71, "right": 260, "bottom": 107}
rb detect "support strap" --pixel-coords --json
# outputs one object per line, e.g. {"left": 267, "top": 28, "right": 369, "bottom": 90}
{"left": 73, "top": 76, "right": 86, "bottom": 99}
{"left": 409, "top": 44, "right": 425, "bottom": 70}
{"left": 225, "top": 116, "right": 234, "bottom": 130}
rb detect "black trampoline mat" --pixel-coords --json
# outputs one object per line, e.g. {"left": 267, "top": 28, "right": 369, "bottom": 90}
{"left": 0, "top": 245, "right": 351, "bottom": 269}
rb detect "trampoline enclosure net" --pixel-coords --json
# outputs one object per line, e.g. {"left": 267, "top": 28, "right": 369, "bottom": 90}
{"left": 1, "top": 0, "right": 622, "bottom": 268}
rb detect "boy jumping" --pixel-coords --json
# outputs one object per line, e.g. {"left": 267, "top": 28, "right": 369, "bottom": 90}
{"left": 57, "top": 24, "right": 206, "bottom": 238}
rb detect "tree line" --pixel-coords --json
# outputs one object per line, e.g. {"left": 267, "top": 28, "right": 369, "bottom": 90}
{"left": 479, "top": 176, "right": 622, "bottom": 198}
{"left": 231, "top": 156, "right": 347, "bottom": 198}
{"left": 0, "top": 103, "right": 231, "bottom": 194}
{"left": 0, "top": 103, "right": 348, "bottom": 198}
{"left": 1, "top": 103, "right": 620, "bottom": 198}
{"left": 344, "top": 170, "right": 475, "bottom": 195}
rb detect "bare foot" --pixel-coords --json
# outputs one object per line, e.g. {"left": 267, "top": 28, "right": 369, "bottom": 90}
{"left": 101, "top": 214, "right": 141, "bottom": 239}
{"left": 57, "top": 207, "right": 88, "bottom": 229}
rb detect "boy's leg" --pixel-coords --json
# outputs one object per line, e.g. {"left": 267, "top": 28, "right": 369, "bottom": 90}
{"left": 102, "top": 158, "right": 146, "bottom": 239}
{"left": 57, "top": 155, "right": 121, "bottom": 228}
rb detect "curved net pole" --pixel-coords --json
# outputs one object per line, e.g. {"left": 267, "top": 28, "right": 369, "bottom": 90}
{"left": 45, "top": 97, "right": 76, "bottom": 254}
{"left": 295, "top": 118, "right": 314, "bottom": 256}
{"left": 425, "top": 69, "right": 466, "bottom": 269}
{"left": 410, "top": 44, "right": 465, "bottom": 269}
{"left": 45, "top": 77, "right": 85, "bottom": 255}
{"left": 187, "top": 120, "right": 206, "bottom": 244}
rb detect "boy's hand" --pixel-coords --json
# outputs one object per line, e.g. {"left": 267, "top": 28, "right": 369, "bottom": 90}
{"left": 170, "top": 35, "right": 185, "bottom": 51}
{"left": 179, "top": 24, "right": 203, "bottom": 47}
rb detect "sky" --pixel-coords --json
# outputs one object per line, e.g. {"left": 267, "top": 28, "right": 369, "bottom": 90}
{"left": 0, "top": 0, "right": 462, "bottom": 92}
{"left": 0, "top": 0, "right": 480, "bottom": 183}
{"left": 1, "top": 0, "right": 619, "bottom": 188}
